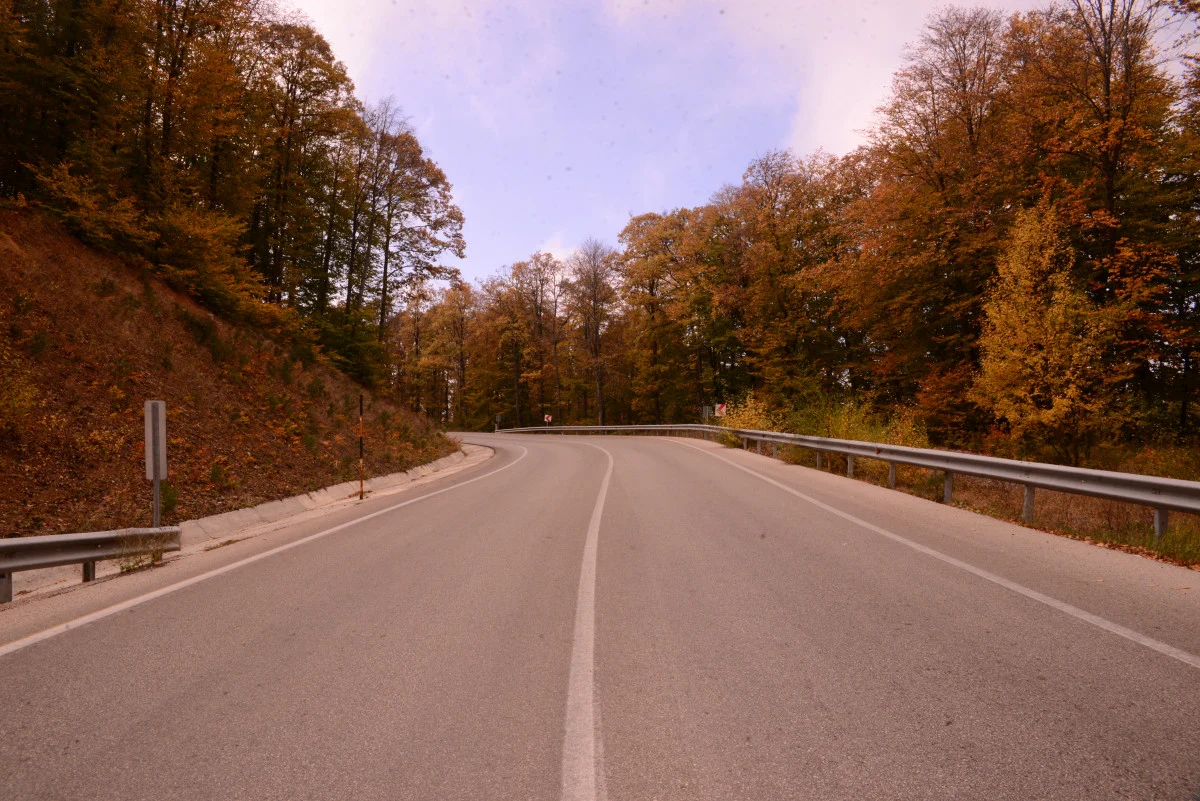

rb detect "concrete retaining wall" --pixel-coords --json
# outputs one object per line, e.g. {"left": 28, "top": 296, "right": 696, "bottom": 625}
{"left": 179, "top": 449, "right": 467, "bottom": 545}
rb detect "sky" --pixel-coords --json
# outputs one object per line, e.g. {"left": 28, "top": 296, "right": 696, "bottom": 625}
{"left": 284, "top": 0, "right": 1045, "bottom": 283}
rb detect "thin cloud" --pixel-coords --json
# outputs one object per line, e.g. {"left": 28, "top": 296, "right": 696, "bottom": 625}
{"left": 535, "top": 232, "right": 574, "bottom": 262}
{"left": 602, "top": 0, "right": 1046, "bottom": 155}
{"left": 282, "top": 0, "right": 1056, "bottom": 281}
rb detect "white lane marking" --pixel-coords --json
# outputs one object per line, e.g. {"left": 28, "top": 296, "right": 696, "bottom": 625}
{"left": 0, "top": 446, "right": 529, "bottom": 659}
{"left": 562, "top": 443, "right": 613, "bottom": 801}
{"left": 668, "top": 439, "right": 1200, "bottom": 672}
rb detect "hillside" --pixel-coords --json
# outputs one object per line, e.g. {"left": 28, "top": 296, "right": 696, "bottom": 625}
{"left": 0, "top": 208, "right": 456, "bottom": 538}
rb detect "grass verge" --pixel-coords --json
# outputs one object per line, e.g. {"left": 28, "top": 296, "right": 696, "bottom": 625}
{"left": 763, "top": 444, "right": 1200, "bottom": 568}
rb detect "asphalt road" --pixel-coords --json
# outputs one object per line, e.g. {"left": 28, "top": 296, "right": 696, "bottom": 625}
{"left": 1, "top": 433, "right": 1199, "bottom": 800}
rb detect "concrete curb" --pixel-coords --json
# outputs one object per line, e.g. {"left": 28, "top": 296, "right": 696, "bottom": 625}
{"left": 12, "top": 447, "right": 474, "bottom": 597}
{"left": 180, "top": 449, "right": 467, "bottom": 547}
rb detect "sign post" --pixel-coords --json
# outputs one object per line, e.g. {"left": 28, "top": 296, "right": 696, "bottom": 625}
{"left": 144, "top": 401, "right": 167, "bottom": 527}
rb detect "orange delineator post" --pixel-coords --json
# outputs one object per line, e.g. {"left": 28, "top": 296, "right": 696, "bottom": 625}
{"left": 359, "top": 394, "right": 364, "bottom": 501}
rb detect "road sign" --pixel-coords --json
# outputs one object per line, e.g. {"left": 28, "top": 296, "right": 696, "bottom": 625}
{"left": 144, "top": 400, "right": 167, "bottom": 528}
{"left": 144, "top": 401, "right": 167, "bottom": 480}
{"left": 544, "top": 414, "right": 552, "bottom": 423}
{"left": 715, "top": 403, "right": 727, "bottom": 417}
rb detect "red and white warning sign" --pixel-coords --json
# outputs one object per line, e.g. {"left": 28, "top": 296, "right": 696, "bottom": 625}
{"left": 544, "top": 414, "right": 553, "bottom": 423}
{"left": 714, "top": 404, "right": 727, "bottom": 417}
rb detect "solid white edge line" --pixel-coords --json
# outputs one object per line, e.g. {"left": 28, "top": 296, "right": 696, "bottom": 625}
{"left": 561, "top": 442, "right": 613, "bottom": 801}
{"left": 0, "top": 446, "right": 529, "bottom": 659}
{"left": 667, "top": 438, "right": 1200, "bottom": 673}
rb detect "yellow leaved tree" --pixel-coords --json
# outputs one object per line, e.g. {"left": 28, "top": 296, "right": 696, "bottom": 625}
{"left": 973, "top": 203, "right": 1127, "bottom": 465}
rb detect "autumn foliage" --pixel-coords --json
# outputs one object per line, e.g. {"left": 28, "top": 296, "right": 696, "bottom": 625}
{"left": 3, "top": 0, "right": 1200, "bottom": 474}
{"left": 974, "top": 203, "right": 1128, "bottom": 463}
{"left": 0, "top": 210, "right": 453, "bottom": 538}
{"left": 390, "top": 1, "right": 1198, "bottom": 473}
{"left": 0, "top": 0, "right": 464, "bottom": 385}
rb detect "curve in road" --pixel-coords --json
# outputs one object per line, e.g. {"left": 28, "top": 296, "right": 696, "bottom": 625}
{"left": 0, "top": 433, "right": 1197, "bottom": 800}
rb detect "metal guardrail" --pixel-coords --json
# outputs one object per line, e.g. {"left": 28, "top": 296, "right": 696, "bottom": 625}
{"left": 0, "top": 527, "right": 182, "bottom": 604}
{"left": 499, "top": 424, "right": 1200, "bottom": 540}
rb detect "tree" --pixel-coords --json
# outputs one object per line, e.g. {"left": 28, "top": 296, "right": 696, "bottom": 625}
{"left": 567, "top": 240, "right": 618, "bottom": 424}
{"left": 425, "top": 281, "right": 475, "bottom": 425}
{"left": 375, "top": 123, "right": 466, "bottom": 341}
{"left": 833, "top": 7, "right": 1009, "bottom": 435}
{"left": 973, "top": 203, "right": 1126, "bottom": 463}
{"left": 619, "top": 211, "right": 711, "bottom": 422}
{"left": 1164, "top": 59, "right": 1200, "bottom": 436}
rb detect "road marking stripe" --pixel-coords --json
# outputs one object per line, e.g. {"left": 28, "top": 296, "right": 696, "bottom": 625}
{"left": 669, "top": 439, "right": 1200, "bottom": 672}
{"left": 562, "top": 443, "right": 613, "bottom": 801}
{"left": 0, "top": 447, "right": 529, "bottom": 659}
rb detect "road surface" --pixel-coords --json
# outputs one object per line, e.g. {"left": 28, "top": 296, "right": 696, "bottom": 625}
{"left": 1, "top": 433, "right": 1198, "bottom": 800}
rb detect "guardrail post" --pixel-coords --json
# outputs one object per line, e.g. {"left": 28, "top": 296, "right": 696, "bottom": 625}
{"left": 0, "top": 571, "right": 11, "bottom": 604}
{"left": 756, "top": 440, "right": 762, "bottom": 455}
{"left": 888, "top": 462, "right": 897, "bottom": 489}
{"left": 771, "top": 442, "right": 778, "bottom": 459}
{"left": 1154, "top": 508, "right": 1169, "bottom": 542}
{"left": 1022, "top": 485, "right": 1035, "bottom": 523}
{"left": 815, "top": 451, "right": 823, "bottom": 469}
{"left": 846, "top": 455, "right": 855, "bottom": 478}
{"left": 742, "top": 437, "right": 748, "bottom": 450}
{"left": 82, "top": 561, "right": 96, "bottom": 582}
{"left": 944, "top": 471, "right": 954, "bottom": 504}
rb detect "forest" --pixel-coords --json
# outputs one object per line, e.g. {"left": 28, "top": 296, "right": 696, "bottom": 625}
{"left": 0, "top": 0, "right": 464, "bottom": 385}
{"left": 391, "top": 0, "right": 1200, "bottom": 469}
{"left": 2, "top": 0, "right": 1199, "bottom": 469}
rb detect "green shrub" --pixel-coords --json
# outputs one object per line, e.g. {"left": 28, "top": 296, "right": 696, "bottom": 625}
{"left": 160, "top": 483, "right": 179, "bottom": 514}
{"left": 208, "top": 462, "right": 233, "bottom": 491}
{"left": 179, "top": 309, "right": 233, "bottom": 363}
{"left": 289, "top": 341, "right": 316, "bottom": 367}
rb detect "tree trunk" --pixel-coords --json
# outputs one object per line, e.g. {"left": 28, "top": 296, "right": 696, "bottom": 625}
{"left": 512, "top": 339, "right": 522, "bottom": 428}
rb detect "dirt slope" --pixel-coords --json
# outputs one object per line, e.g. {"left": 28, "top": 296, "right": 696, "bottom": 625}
{"left": 0, "top": 208, "right": 455, "bottom": 537}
